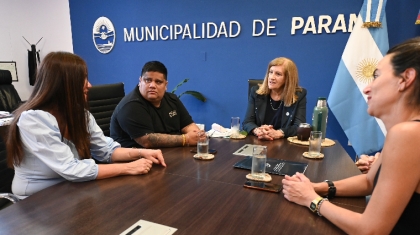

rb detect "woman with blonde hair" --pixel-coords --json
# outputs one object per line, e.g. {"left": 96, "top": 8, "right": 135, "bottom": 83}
{"left": 243, "top": 57, "right": 307, "bottom": 140}
{"left": 6, "top": 51, "right": 166, "bottom": 199}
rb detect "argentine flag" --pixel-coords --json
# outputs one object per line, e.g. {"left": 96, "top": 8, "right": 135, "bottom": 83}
{"left": 328, "top": 0, "right": 388, "bottom": 156}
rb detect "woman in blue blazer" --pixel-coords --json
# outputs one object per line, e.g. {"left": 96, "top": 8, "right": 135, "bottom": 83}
{"left": 243, "top": 57, "right": 307, "bottom": 140}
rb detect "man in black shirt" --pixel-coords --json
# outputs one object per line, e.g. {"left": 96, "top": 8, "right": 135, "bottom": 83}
{"left": 110, "top": 61, "right": 200, "bottom": 148}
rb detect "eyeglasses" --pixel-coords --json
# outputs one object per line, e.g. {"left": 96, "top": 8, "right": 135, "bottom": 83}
{"left": 142, "top": 78, "right": 166, "bottom": 86}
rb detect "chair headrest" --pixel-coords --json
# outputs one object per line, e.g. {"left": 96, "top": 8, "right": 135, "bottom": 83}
{"left": 0, "top": 70, "right": 12, "bottom": 85}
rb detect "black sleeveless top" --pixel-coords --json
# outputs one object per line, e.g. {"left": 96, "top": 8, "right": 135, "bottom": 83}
{"left": 372, "top": 120, "right": 420, "bottom": 234}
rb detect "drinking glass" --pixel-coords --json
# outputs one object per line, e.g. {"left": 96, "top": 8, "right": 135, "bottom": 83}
{"left": 197, "top": 132, "right": 209, "bottom": 158}
{"left": 251, "top": 146, "right": 267, "bottom": 179}
{"left": 231, "top": 117, "right": 240, "bottom": 138}
{"left": 308, "top": 131, "right": 322, "bottom": 157}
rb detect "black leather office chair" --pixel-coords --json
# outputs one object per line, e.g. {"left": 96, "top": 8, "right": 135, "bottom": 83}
{"left": 248, "top": 79, "right": 263, "bottom": 97}
{"left": 0, "top": 128, "right": 18, "bottom": 209}
{"left": 88, "top": 83, "right": 125, "bottom": 137}
{"left": 0, "top": 69, "right": 22, "bottom": 112}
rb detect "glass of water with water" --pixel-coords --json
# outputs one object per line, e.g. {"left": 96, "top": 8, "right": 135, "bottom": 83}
{"left": 251, "top": 146, "right": 267, "bottom": 179}
{"left": 197, "top": 132, "right": 209, "bottom": 158}
{"left": 308, "top": 131, "right": 322, "bottom": 157}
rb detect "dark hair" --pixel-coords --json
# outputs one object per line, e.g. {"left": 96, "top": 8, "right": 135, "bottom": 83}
{"left": 6, "top": 51, "right": 91, "bottom": 167}
{"left": 387, "top": 37, "right": 420, "bottom": 107}
{"left": 141, "top": 61, "right": 168, "bottom": 80}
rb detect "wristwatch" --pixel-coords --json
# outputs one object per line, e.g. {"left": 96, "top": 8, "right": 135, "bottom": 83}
{"left": 324, "top": 180, "right": 336, "bottom": 199}
{"left": 309, "top": 196, "right": 324, "bottom": 213}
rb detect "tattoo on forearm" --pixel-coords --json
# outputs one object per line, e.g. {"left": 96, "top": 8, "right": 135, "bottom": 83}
{"left": 146, "top": 133, "right": 182, "bottom": 148}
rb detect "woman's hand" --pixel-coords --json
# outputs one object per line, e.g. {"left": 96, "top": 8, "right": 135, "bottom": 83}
{"left": 355, "top": 152, "right": 379, "bottom": 173}
{"left": 254, "top": 127, "right": 273, "bottom": 140}
{"left": 254, "top": 125, "right": 284, "bottom": 140}
{"left": 264, "top": 128, "right": 284, "bottom": 140}
{"left": 282, "top": 172, "right": 319, "bottom": 207}
{"left": 141, "top": 149, "right": 166, "bottom": 167}
{"left": 97, "top": 157, "right": 154, "bottom": 179}
{"left": 125, "top": 158, "right": 153, "bottom": 175}
{"left": 253, "top": 127, "right": 264, "bottom": 136}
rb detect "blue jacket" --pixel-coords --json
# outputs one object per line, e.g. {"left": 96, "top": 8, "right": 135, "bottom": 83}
{"left": 243, "top": 86, "right": 307, "bottom": 137}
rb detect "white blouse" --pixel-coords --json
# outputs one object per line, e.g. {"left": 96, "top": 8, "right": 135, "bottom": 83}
{"left": 12, "top": 110, "right": 120, "bottom": 199}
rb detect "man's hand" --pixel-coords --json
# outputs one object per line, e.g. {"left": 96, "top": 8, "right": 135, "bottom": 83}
{"left": 185, "top": 129, "right": 200, "bottom": 146}
{"left": 182, "top": 123, "right": 201, "bottom": 146}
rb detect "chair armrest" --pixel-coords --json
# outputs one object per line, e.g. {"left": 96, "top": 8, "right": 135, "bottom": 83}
{"left": 0, "top": 193, "right": 20, "bottom": 203}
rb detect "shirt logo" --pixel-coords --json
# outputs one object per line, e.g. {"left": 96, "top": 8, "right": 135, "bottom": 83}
{"left": 169, "top": 110, "right": 177, "bottom": 118}
{"left": 93, "top": 16, "right": 116, "bottom": 54}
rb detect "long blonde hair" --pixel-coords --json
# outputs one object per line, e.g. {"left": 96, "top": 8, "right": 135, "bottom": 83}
{"left": 256, "top": 57, "right": 302, "bottom": 106}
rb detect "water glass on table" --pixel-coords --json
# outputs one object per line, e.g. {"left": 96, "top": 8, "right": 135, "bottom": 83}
{"left": 308, "top": 131, "right": 322, "bottom": 157}
{"left": 231, "top": 117, "right": 240, "bottom": 138}
{"left": 251, "top": 146, "right": 267, "bottom": 180}
{"left": 197, "top": 132, "right": 209, "bottom": 158}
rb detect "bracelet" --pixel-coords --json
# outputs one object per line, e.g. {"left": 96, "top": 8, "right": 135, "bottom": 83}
{"left": 253, "top": 128, "right": 259, "bottom": 136}
{"left": 324, "top": 180, "right": 336, "bottom": 199}
{"left": 131, "top": 147, "right": 142, "bottom": 159}
{"left": 182, "top": 134, "right": 186, "bottom": 146}
{"left": 186, "top": 134, "right": 189, "bottom": 147}
{"left": 278, "top": 129, "right": 284, "bottom": 137}
{"left": 317, "top": 198, "right": 329, "bottom": 216}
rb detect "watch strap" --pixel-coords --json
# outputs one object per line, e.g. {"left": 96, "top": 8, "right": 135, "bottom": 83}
{"left": 324, "top": 180, "right": 336, "bottom": 199}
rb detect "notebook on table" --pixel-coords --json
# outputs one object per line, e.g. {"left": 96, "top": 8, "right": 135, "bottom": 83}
{"left": 233, "top": 156, "right": 308, "bottom": 176}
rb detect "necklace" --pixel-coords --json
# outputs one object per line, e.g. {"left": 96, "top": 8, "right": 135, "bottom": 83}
{"left": 269, "top": 98, "right": 282, "bottom": 111}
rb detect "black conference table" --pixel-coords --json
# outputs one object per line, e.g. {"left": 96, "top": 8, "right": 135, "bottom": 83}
{"left": 0, "top": 136, "right": 365, "bottom": 235}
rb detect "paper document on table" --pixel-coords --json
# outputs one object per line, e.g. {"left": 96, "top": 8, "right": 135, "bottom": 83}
{"left": 120, "top": 219, "right": 177, "bottom": 235}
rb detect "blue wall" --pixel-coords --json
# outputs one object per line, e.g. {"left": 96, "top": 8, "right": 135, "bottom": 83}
{"left": 69, "top": 0, "right": 420, "bottom": 158}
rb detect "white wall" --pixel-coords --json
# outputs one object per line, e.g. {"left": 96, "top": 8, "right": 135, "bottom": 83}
{"left": 0, "top": 0, "right": 73, "bottom": 100}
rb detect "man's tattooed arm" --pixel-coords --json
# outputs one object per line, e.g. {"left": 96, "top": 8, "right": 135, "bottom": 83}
{"left": 135, "top": 133, "right": 183, "bottom": 148}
